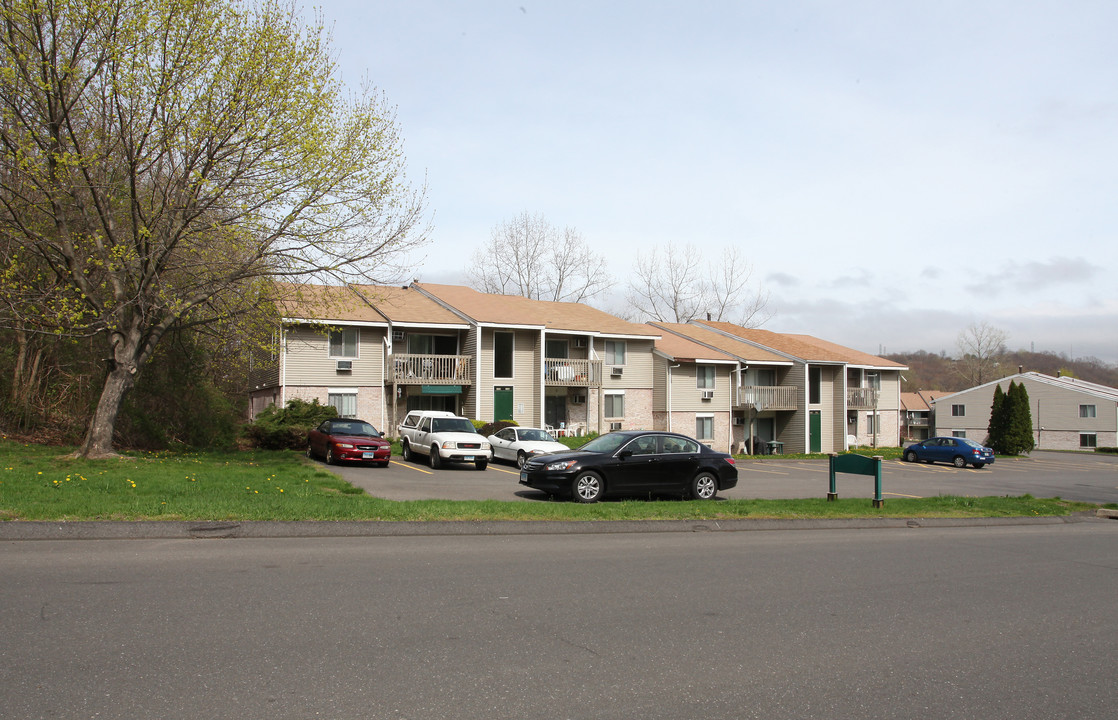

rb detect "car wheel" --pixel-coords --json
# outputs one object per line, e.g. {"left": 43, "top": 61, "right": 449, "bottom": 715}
{"left": 429, "top": 446, "right": 441, "bottom": 469}
{"left": 953, "top": 456, "right": 967, "bottom": 468}
{"left": 572, "top": 471, "right": 603, "bottom": 503}
{"left": 475, "top": 459, "right": 488, "bottom": 471}
{"left": 401, "top": 441, "right": 412, "bottom": 462}
{"left": 306, "top": 444, "right": 315, "bottom": 460}
{"left": 904, "top": 450, "right": 918, "bottom": 463}
{"left": 690, "top": 472, "right": 718, "bottom": 500}
{"left": 973, "top": 463, "right": 985, "bottom": 469}
{"left": 516, "top": 451, "right": 527, "bottom": 468}
{"left": 325, "top": 447, "right": 336, "bottom": 465}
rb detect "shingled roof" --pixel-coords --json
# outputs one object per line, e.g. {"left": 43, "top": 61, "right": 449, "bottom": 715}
{"left": 650, "top": 322, "right": 792, "bottom": 364}
{"left": 416, "top": 283, "right": 659, "bottom": 338}
{"left": 694, "top": 321, "right": 906, "bottom": 369}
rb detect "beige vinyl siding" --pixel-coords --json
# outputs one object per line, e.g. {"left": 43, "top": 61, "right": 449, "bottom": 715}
{"left": 284, "top": 325, "right": 385, "bottom": 386}
{"left": 653, "top": 355, "right": 668, "bottom": 410}
{"left": 669, "top": 363, "right": 732, "bottom": 412}
{"left": 598, "top": 338, "right": 656, "bottom": 391}
{"left": 781, "top": 363, "right": 807, "bottom": 452}
{"left": 478, "top": 327, "right": 542, "bottom": 424}
{"left": 827, "top": 365, "right": 844, "bottom": 452}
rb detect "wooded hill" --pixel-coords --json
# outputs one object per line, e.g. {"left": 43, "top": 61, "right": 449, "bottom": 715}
{"left": 885, "top": 350, "right": 1118, "bottom": 394}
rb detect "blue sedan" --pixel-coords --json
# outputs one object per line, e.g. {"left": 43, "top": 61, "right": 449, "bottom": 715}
{"left": 903, "top": 437, "right": 995, "bottom": 468}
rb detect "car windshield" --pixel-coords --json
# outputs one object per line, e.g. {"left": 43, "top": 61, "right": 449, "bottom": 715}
{"left": 335, "top": 421, "right": 378, "bottom": 436}
{"left": 519, "top": 429, "right": 555, "bottom": 442}
{"left": 576, "top": 433, "right": 630, "bottom": 454}
{"left": 432, "top": 418, "right": 477, "bottom": 434}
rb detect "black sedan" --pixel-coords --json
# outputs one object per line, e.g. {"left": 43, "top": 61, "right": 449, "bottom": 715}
{"left": 903, "top": 437, "right": 995, "bottom": 468}
{"left": 307, "top": 419, "right": 391, "bottom": 467}
{"left": 518, "top": 430, "right": 737, "bottom": 502}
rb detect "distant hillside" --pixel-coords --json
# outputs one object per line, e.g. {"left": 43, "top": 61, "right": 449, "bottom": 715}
{"left": 884, "top": 350, "right": 1118, "bottom": 394}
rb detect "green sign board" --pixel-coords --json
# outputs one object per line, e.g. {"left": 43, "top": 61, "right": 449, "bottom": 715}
{"left": 421, "top": 385, "right": 462, "bottom": 395}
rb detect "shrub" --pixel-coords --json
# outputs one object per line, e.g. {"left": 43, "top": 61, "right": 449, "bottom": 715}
{"left": 476, "top": 419, "right": 518, "bottom": 437}
{"left": 241, "top": 398, "right": 337, "bottom": 450}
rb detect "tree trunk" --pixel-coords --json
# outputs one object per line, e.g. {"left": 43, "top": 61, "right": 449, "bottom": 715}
{"left": 77, "top": 364, "right": 137, "bottom": 458}
{"left": 76, "top": 327, "right": 147, "bottom": 458}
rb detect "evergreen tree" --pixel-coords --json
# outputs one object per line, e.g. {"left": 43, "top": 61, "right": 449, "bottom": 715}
{"left": 987, "top": 383, "right": 1007, "bottom": 450}
{"left": 1003, "top": 381, "right": 1036, "bottom": 455}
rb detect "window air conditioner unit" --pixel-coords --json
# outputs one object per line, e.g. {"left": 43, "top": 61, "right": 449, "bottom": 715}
{"left": 701, "top": 390, "right": 714, "bottom": 400}
{"left": 391, "top": 329, "right": 405, "bottom": 341}
{"left": 609, "top": 421, "right": 622, "bottom": 431}
{"left": 610, "top": 367, "right": 623, "bottom": 377}
{"left": 572, "top": 394, "right": 587, "bottom": 404}
{"left": 574, "top": 338, "right": 587, "bottom": 348}
{"left": 335, "top": 359, "right": 353, "bottom": 371}
{"left": 733, "top": 416, "right": 745, "bottom": 425}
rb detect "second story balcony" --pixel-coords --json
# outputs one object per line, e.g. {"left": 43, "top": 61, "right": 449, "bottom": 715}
{"left": 544, "top": 358, "right": 602, "bottom": 387}
{"left": 390, "top": 354, "right": 472, "bottom": 384}
{"left": 848, "top": 387, "right": 880, "bottom": 409}
{"left": 737, "top": 385, "right": 798, "bottom": 411}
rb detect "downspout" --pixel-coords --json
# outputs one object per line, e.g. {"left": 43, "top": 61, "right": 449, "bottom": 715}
{"left": 540, "top": 328, "right": 547, "bottom": 428}
{"left": 280, "top": 325, "right": 287, "bottom": 410}
{"left": 384, "top": 334, "right": 392, "bottom": 434}
{"left": 666, "top": 362, "right": 680, "bottom": 433}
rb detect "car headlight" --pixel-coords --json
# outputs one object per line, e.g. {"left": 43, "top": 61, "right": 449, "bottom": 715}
{"left": 546, "top": 459, "right": 578, "bottom": 471}
{"left": 481, "top": 441, "right": 491, "bottom": 450}
{"left": 441, "top": 441, "right": 457, "bottom": 449}
{"left": 336, "top": 443, "right": 354, "bottom": 449}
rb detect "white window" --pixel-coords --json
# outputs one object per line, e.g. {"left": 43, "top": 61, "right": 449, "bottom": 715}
{"left": 867, "top": 373, "right": 880, "bottom": 390}
{"left": 866, "top": 413, "right": 876, "bottom": 434}
{"left": 696, "top": 415, "right": 713, "bottom": 441}
{"left": 604, "top": 391, "right": 625, "bottom": 418}
{"left": 604, "top": 340, "right": 626, "bottom": 365}
{"left": 1080, "top": 433, "right": 1097, "bottom": 448}
{"left": 697, "top": 365, "right": 715, "bottom": 389}
{"left": 328, "top": 389, "right": 357, "bottom": 418}
{"left": 1080, "top": 404, "right": 1097, "bottom": 419}
{"left": 952, "top": 430, "right": 967, "bottom": 438}
{"left": 329, "top": 328, "right": 358, "bottom": 358}
{"left": 494, "top": 332, "right": 514, "bottom": 379}
{"left": 951, "top": 404, "right": 965, "bottom": 417}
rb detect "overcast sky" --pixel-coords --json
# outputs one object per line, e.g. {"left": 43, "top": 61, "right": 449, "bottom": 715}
{"left": 307, "top": 1, "right": 1117, "bottom": 365}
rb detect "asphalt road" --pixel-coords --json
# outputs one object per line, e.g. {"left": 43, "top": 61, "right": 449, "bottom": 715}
{"left": 330, "top": 450, "right": 1118, "bottom": 504}
{"left": 2, "top": 523, "right": 1116, "bottom": 719}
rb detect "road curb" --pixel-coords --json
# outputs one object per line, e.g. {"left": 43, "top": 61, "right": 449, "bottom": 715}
{"left": 0, "top": 513, "right": 1102, "bottom": 541}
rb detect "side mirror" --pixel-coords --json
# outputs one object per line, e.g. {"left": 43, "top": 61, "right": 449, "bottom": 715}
{"left": 617, "top": 449, "right": 633, "bottom": 459}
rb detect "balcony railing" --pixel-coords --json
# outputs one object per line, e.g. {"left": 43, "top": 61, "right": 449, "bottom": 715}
{"left": 544, "top": 358, "right": 602, "bottom": 387}
{"left": 905, "top": 416, "right": 930, "bottom": 427}
{"left": 390, "top": 354, "right": 472, "bottom": 384}
{"left": 848, "top": 387, "right": 880, "bottom": 409}
{"left": 737, "top": 385, "right": 798, "bottom": 411}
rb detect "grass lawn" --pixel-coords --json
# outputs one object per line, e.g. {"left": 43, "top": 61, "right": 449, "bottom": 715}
{"left": 0, "top": 439, "right": 1100, "bottom": 522}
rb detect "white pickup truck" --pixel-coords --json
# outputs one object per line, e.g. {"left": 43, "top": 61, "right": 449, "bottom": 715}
{"left": 397, "top": 410, "right": 492, "bottom": 470}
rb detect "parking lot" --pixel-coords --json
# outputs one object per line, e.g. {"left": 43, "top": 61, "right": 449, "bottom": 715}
{"left": 327, "top": 450, "right": 1118, "bottom": 505}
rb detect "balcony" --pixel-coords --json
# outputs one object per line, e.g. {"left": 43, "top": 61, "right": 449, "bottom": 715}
{"left": 390, "top": 354, "right": 472, "bottom": 384}
{"left": 848, "top": 387, "right": 880, "bottom": 409}
{"left": 737, "top": 385, "right": 798, "bottom": 411}
{"left": 544, "top": 358, "right": 602, "bottom": 387}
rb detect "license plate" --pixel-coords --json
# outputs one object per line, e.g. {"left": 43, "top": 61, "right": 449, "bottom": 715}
{"left": 462, "top": 455, "right": 474, "bottom": 461}
{"left": 362, "top": 452, "right": 375, "bottom": 459}
{"left": 520, "top": 471, "right": 527, "bottom": 482}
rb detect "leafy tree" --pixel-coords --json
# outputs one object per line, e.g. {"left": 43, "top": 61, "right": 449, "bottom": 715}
{"left": 0, "top": 0, "right": 428, "bottom": 457}
{"left": 466, "top": 212, "right": 610, "bottom": 303}
{"left": 625, "top": 243, "right": 770, "bottom": 325}
{"left": 986, "top": 383, "right": 1007, "bottom": 449}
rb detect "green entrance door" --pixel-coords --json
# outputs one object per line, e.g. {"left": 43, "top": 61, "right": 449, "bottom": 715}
{"left": 809, "top": 411, "right": 822, "bottom": 453}
{"left": 494, "top": 387, "right": 514, "bottom": 422}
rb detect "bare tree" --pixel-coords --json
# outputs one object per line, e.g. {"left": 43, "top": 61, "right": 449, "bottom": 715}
{"left": 466, "top": 211, "right": 610, "bottom": 303}
{"left": 955, "top": 322, "right": 1008, "bottom": 386}
{"left": 0, "top": 0, "right": 428, "bottom": 457}
{"left": 625, "top": 244, "right": 771, "bottom": 326}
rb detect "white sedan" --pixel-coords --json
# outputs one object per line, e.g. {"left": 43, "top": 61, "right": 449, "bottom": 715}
{"left": 488, "top": 427, "right": 570, "bottom": 468}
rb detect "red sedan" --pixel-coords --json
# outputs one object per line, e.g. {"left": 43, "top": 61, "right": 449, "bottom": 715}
{"left": 307, "top": 419, "right": 391, "bottom": 467}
